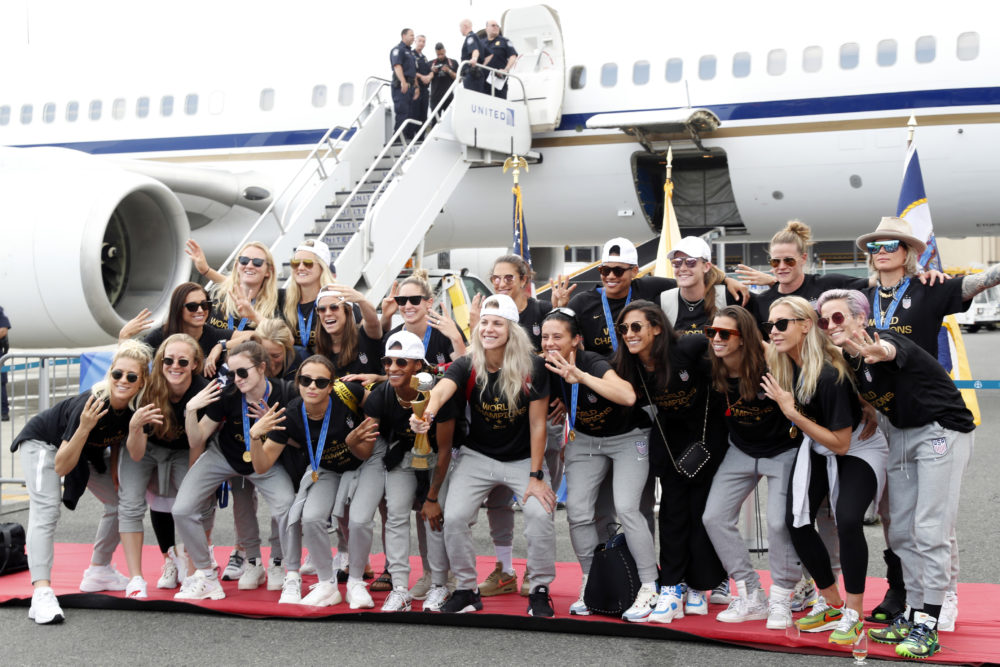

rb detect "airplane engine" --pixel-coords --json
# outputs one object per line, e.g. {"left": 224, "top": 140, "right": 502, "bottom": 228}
{"left": 0, "top": 147, "right": 191, "bottom": 348}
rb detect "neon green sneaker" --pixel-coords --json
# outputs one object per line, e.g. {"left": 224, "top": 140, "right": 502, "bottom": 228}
{"left": 869, "top": 612, "right": 911, "bottom": 644}
{"left": 796, "top": 596, "right": 842, "bottom": 632}
{"left": 829, "top": 608, "right": 863, "bottom": 645}
{"left": 895, "top": 622, "right": 940, "bottom": 659}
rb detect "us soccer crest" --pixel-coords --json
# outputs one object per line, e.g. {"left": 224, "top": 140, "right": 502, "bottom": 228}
{"left": 346, "top": 415, "right": 355, "bottom": 429}
{"left": 587, "top": 392, "right": 597, "bottom": 403}
{"left": 532, "top": 323, "right": 540, "bottom": 336}
{"left": 932, "top": 437, "right": 948, "bottom": 454}
{"left": 436, "top": 353, "right": 445, "bottom": 364}
{"left": 635, "top": 440, "right": 648, "bottom": 457}
{"left": 902, "top": 296, "right": 911, "bottom": 309}
{"left": 359, "top": 352, "right": 368, "bottom": 364}
{"left": 679, "top": 369, "right": 689, "bottom": 382}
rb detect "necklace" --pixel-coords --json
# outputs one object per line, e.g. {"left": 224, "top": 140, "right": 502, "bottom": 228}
{"left": 679, "top": 295, "right": 704, "bottom": 312}
{"left": 724, "top": 391, "right": 741, "bottom": 417}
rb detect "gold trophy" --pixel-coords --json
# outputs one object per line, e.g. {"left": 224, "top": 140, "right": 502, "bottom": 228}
{"left": 408, "top": 372, "right": 436, "bottom": 470}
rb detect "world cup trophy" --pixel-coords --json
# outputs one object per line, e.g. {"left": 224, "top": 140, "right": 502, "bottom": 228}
{"left": 408, "top": 372, "right": 436, "bottom": 469}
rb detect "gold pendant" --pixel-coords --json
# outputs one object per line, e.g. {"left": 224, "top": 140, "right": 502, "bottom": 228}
{"left": 568, "top": 430, "right": 576, "bottom": 442}
{"left": 312, "top": 470, "right": 319, "bottom": 483}
{"left": 242, "top": 450, "right": 252, "bottom": 463}
{"left": 789, "top": 425, "right": 798, "bottom": 439}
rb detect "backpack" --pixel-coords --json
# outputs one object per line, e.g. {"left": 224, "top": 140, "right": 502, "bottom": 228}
{"left": 0, "top": 523, "right": 29, "bottom": 575}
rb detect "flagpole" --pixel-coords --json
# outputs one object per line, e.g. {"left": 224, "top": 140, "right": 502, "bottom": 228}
{"left": 906, "top": 114, "right": 917, "bottom": 149}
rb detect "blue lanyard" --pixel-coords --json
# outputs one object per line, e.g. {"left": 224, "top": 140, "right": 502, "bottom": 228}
{"left": 227, "top": 314, "right": 249, "bottom": 331}
{"left": 301, "top": 398, "right": 332, "bottom": 474}
{"left": 406, "top": 325, "right": 433, "bottom": 353}
{"left": 297, "top": 304, "right": 314, "bottom": 348}
{"left": 240, "top": 380, "right": 271, "bottom": 457}
{"left": 560, "top": 379, "right": 578, "bottom": 441}
{"left": 874, "top": 277, "right": 911, "bottom": 330}
{"left": 599, "top": 287, "right": 631, "bottom": 352}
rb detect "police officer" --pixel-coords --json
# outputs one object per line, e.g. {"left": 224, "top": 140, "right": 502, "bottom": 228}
{"left": 390, "top": 28, "right": 417, "bottom": 140}
{"left": 483, "top": 19, "right": 518, "bottom": 99}
{"left": 412, "top": 34, "right": 432, "bottom": 127}
{"left": 459, "top": 18, "right": 490, "bottom": 92}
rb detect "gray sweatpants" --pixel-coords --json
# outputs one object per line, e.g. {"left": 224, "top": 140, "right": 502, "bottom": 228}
{"left": 172, "top": 444, "right": 294, "bottom": 572}
{"left": 384, "top": 467, "right": 418, "bottom": 589}
{"left": 565, "top": 428, "right": 657, "bottom": 581}
{"left": 703, "top": 445, "right": 799, "bottom": 591}
{"left": 883, "top": 420, "right": 972, "bottom": 610}
{"left": 287, "top": 468, "right": 344, "bottom": 582}
{"left": 20, "top": 440, "right": 120, "bottom": 583}
{"left": 118, "top": 444, "right": 187, "bottom": 532}
{"left": 346, "top": 440, "right": 387, "bottom": 578}
{"left": 444, "top": 447, "right": 556, "bottom": 591}
{"left": 423, "top": 472, "right": 452, "bottom": 586}
{"left": 228, "top": 477, "right": 283, "bottom": 561}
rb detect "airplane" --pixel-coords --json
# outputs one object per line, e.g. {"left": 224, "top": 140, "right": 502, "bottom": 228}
{"left": 1, "top": 0, "right": 998, "bottom": 347}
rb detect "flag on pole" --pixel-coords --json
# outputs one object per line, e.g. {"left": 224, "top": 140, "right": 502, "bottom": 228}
{"left": 654, "top": 147, "right": 683, "bottom": 278}
{"left": 512, "top": 182, "right": 532, "bottom": 267}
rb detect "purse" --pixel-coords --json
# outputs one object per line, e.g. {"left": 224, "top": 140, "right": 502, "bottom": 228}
{"left": 583, "top": 524, "right": 640, "bottom": 616}
{"left": 639, "top": 372, "right": 711, "bottom": 479}
{"left": 0, "top": 522, "right": 29, "bottom": 575}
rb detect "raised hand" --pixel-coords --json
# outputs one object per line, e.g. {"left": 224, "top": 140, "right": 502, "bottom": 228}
{"left": 129, "top": 403, "right": 163, "bottom": 432}
{"left": 79, "top": 394, "right": 109, "bottom": 432}
{"left": 119, "top": 309, "right": 155, "bottom": 341}
{"left": 549, "top": 274, "right": 577, "bottom": 308}
{"left": 544, "top": 349, "right": 582, "bottom": 384}
{"left": 187, "top": 379, "right": 223, "bottom": 411}
{"left": 249, "top": 403, "right": 285, "bottom": 440}
{"left": 347, "top": 417, "right": 379, "bottom": 449}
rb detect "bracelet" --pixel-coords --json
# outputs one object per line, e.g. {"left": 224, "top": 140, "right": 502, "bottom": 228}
{"left": 425, "top": 496, "right": 438, "bottom": 504}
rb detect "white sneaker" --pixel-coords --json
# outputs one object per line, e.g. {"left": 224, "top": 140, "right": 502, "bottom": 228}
{"left": 423, "top": 585, "right": 449, "bottom": 612}
{"left": 791, "top": 575, "right": 818, "bottom": 612}
{"left": 278, "top": 571, "right": 302, "bottom": 604}
{"left": 648, "top": 584, "right": 685, "bottom": 624}
{"left": 174, "top": 570, "right": 226, "bottom": 600}
{"left": 766, "top": 585, "right": 794, "bottom": 629}
{"left": 409, "top": 571, "right": 432, "bottom": 600}
{"left": 29, "top": 586, "right": 65, "bottom": 624}
{"left": 125, "top": 576, "right": 148, "bottom": 599}
{"left": 237, "top": 558, "right": 266, "bottom": 590}
{"left": 346, "top": 578, "right": 374, "bottom": 609}
{"left": 300, "top": 553, "right": 317, "bottom": 576}
{"left": 221, "top": 549, "right": 247, "bottom": 581}
{"left": 267, "top": 558, "right": 284, "bottom": 591}
{"left": 622, "top": 583, "right": 659, "bottom": 623}
{"left": 716, "top": 581, "right": 769, "bottom": 623}
{"left": 938, "top": 591, "right": 958, "bottom": 632}
{"left": 685, "top": 588, "right": 709, "bottom": 615}
{"left": 157, "top": 554, "right": 178, "bottom": 589}
{"left": 301, "top": 580, "right": 342, "bottom": 607}
{"left": 710, "top": 579, "right": 732, "bottom": 605}
{"left": 382, "top": 586, "right": 413, "bottom": 612}
{"left": 80, "top": 564, "right": 130, "bottom": 592}
{"left": 171, "top": 544, "right": 191, "bottom": 585}
{"left": 569, "top": 574, "right": 590, "bottom": 616}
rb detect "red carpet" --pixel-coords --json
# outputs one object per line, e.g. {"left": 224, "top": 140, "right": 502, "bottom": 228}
{"left": 1, "top": 543, "right": 997, "bottom": 665}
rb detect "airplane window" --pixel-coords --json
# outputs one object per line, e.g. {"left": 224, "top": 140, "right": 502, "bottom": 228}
{"left": 569, "top": 65, "right": 586, "bottom": 89}
{"left": 957, "top": 32, "right": 979, "bottom": 61}
{"left": 840, "top": 42, "right": 860, "bottom": 69}
{"left": 65, "top": 101, "right": 78, "bottom": 122}
{"left": 161, "top": 95, "right": 174, "bottom": 117}
{"left": 633, "top": 61, "right": 650, "bottom": 85}
{"left": 767, "top": 49, "right": 786, "bottom": 75}
{"left": 112, "top": 98, "right": 126, "bottom": 120}
{"left": 338, "top": 83, "right": 354, "bottom": 106}
{"left": 698, "top": 55, "right": 716, "bottom": 80}
{"left": 312, "top": 84, "right": 328, "bottom": 108}
{"left": 803, "top": 46, "right": 822, "bottom": 72}
{"left": 915, "top": 35, "right": 935, "bottom": 63}
{"left": 665, "top": 58, "right": 682, "bottom": 83}
{"left": 732, "top": 52, "right": 751, "bottom": 78}
{"left": 89, "top": 100, "right": 102, "bottom": 121}
{"left": 20, "top": 104, "right": 32, "bottom": 124}
{"left": 0, "top": 105, "right": 8, "bottom": 126}
{"left": 260, "top": 88, "right": 275, "bottom": 111}
{"left": 877, "top": 39, "right": 897, "bottom": 67}
{"left": 601, "top": 63, "right": 617, "bottom": 87}
{"left": 185, "top": 94, "right": 198, "bottom": 115}
{"left": 136, "top": 96, "right": 150, "bottom": 118}
{"left": 43, "top": 103, "right": 55, "bottom": 124}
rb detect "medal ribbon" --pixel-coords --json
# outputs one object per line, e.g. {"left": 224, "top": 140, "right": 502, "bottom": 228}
{"left": 297, "top": 304, "right": 315, "bottom": 348}
{"left": 241, "top": 380, "right": 271, "bottom": 460}
{"left": 599, "top": 286, "right": 631, "bottom": 352}
{"left": 227, "top": 314, "right": 249, "bottom": 331}
{"left": 301, "top": 398, "right": 332, "bottom": 477}
{"left": 873, "top": 277, "right": 910, "bottom": 330}
{"left": 561, "top": 379, "right": 578, "bottom": 444}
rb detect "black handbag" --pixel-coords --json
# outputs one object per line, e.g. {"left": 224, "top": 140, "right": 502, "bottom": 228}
{"left": 582, "top": 525, "right": 640, "bottom": 616}
{"left": 0, "top": 522, "right": 29, "bottom": 575}
{"left": 640, "top": 372, "right": 711, "bottom": 479}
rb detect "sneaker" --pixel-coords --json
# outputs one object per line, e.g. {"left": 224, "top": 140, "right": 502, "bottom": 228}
{"left": 716, "top": 581, "right": 769, "bottom": 623}
{"left": 279, "top": 571, "right": 302, "bottom": 604}
{"left": 300, "top": 553, "right": 316, "bottom": 576}
{"left": 171, "top": 544, "right": 191, "bottom": 585}
{"left": 478, "top": 563, "right": 517, "bottom": 597}
{"left": 829, "top": 607, "right": 863, "bottom": 645}
{"left": 267, "top": 558, "right": 284, "bottom": 591}
{"left": 221, "top": 549, "right": 247, "bottom": 581}
{"left": 896, "top": 621, "right": 940, "bottom": 659}
{"left": 237, "top": 558, "right": 266, "bottom": 590}
{"left": 125, "top": 576, "right": 148, "bottom": 599}
{"left": 80, "top": 564, "right": 130, "bottom": 592}
{"left": 766, "top": 585, "right": 794, "bottom": 629}
{"left": 208, "top": 544, "right": 220, "bottom": 574}
{"left": 423, "top": 585, "right": 450, "bottom": 612}
{"left": 791, "top": 576, "right": 818, "bottom": 612}
{"left": 409, "top": 571, "right": 432, "bottom": 600}
{"left": 869, "top": 612, "right": 912, "bottom": 644}
{"left": 441, "top": 588, "right": 483, "bottom": 614}
{"left": 569, "top": 575, "right": 590, "bottom": 616}
{"left": 938, "top": 591, "right": 958, "bottom": 632}
{"left": 382, "top": 586, "right": 413, "bottom": 612}
{"left": 174, "top": 570, "right": 226, "bottom": 600}
{"left": 520, "top": 571, "right": 531, "bottom": 597}
{"left": 301, "top": 580, "right": 342, "bottom": 607}
{"left": 527, "top": 584, "right": 555, "bottom": 618}
{"left": 685, "top": 588, "right": 709, "bottom": 616}
{"left": 648, "top": 584, "right": 685, "bottom": 624}
{"left": 796, "top": 596, "right": 843, "bottom": 632}
{"left": 710, "top": 579, "right": 732, "bottom": 605}
{"left": 29, "top": 586, "right": 65, "bottom": 624}
{"left": 346, "top": 579, "right": 374, "bottom": 609}
{"left": 371, "top": 570, "right": 393, "bottom": 592}
{"left": 622, "top": 583, "right": 659, "bottom": 623}
{"left": 157, "top": 557, "right": 179, "bottom": 589}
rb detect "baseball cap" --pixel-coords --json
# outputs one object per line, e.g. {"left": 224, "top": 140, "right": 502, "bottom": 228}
{"left": 296, "top": 240, "right": 332, "bottom": 269}
{"left": 601, "top": 237, "right": 639, "bottom": 266}
{"left": 667, "top": 236, "right": 712, "bottom": 262}
{"left": 383, "top": 331, "right": 427, "bottom": 361}
{"left": 480, "top": 294, "right": 520, "bottom": 323}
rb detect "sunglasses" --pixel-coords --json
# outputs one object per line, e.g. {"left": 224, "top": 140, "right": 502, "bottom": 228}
{"left": 290, "top": 258, "right": 316, "bottom": 269}
{"left": 490, "top": 273, "right": 517, "bottom": 285}
{"left": 110, "top": 369, "right": 140, "bottom": 383}
{"left": 297, "top": 375, "right": 332, "bottom": 389}
{"left": 315, "top": 303, "right": 346, "bottom": 314}
{"left": 670, "top": 257, "right": 701, "bottom": 269}
{"left": 237, "top": 255, "right": 267, "bottom": 267}
{"left": 225, "top": 367, "right": 252, "bottom": 380}
{"left": 768, "top": 257, "right": 798, "bottom": 268}
{"left": 703, "top": 326, "right": 740, "bottom": 340}
{"left": 615, "top": 321, "right": 647, "bottom": 335}
{"left": 762, "top": 317, "right": 807, "bottom": 334}
{"left": 162, "top": 357, "right": 191, "bottom": 368}
{"left": 394, "top": 295, "right": 427, "bottom": 306}
{"left": 817, "top": 311, "right": 847, "bottom": 330}
{"left": 866, "top": 240, "right": 904, "bottom": 255}
{"left": 381, "top": 356, "right": 413, "bottom": 369}
{"left": 183, "top": 300, "right": 213, "bottom": 313}
{"left": 598, "top": 265, "right": 631, "bottom": 278}
{"left": 544, "top": 306, "right": 577, "bottom": 320}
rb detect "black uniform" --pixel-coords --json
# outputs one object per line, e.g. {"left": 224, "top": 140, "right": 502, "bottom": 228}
{"left": 484, "top": 35, "right": 517, "bottom": 99}
{"left": 460, "top": 31, "right": 491, "bottom": 91}
{"left": 413, "top": 48, "right": 431, "bottom": 125}
{"left": 390, "top": 40, "right": 417, "bottom": 137}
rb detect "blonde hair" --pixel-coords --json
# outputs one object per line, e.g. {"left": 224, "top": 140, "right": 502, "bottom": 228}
{"left": 703, "top": 264, "right": 728, "bottom": 322}
{"left": 282, "top": 242, "right": 336, "bottom": 329}
{"left": 211, "top": 242, "right": 280, "bottom": 323}
{"left": 146, "top": 334, "right": 203, "bottom": 439}
{"left": 770, "top": 219, "right": 813, "bottom": 256}
{"left": 766, "top": 296, "right": 851, "bottom": 404}
{"left": 256, "top": 317, "right": 298, "bottom": 375}
{"left": 91, "top": 339, "right": 154, "bottom": 410}
{"left": 469, "top": 316, "right": 536, "bottom": 418}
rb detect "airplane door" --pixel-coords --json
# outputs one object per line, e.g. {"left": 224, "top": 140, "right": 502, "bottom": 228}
{"left": 502, "top": 4, "right": 565, "bottom": 132}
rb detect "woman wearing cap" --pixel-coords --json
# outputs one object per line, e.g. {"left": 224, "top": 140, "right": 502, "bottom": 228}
{"left": 410, "top": 294, "right": 556, "bottom": 617}
{"left": 12, "top": 339, "right": 153, "bottom": 624}
{"left": 815, "top": 289, "right": 974, "bottom": 660}
{"left": 280, "top": 241, "right": 337, "bottom": 355}
{"left": 381, "top": 271, "right": 467, "bottom": 372}
{"left": 660, "top": 236, "right": 753, "bottom": 335}
{"left": 248, "top": 355, "right": 376, "bottom": 607}
{"left": 361, "top": 331, "right": 460, "bottom": 612}
{"left": 315, "top": 285, "right": 384, "bottom": 383}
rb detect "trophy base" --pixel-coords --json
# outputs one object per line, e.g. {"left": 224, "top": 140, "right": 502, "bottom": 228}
{"left": 403, "top": 450, "right": 436, "bottom": 471}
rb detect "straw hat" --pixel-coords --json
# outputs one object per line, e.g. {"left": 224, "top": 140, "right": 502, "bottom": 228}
{"left": 855, "top": 216, "right": 926, "bottom": 255}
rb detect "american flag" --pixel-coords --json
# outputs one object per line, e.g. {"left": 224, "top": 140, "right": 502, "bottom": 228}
{"left": 512, "top": 183, "right": 532, "bottom": 267}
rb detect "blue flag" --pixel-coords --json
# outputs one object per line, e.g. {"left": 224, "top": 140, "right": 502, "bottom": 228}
{"left": 511, "top": 183, "right": 532, "bottom": 267}
{"left": 896, "top": 144, "right": 941, "bottom": 271}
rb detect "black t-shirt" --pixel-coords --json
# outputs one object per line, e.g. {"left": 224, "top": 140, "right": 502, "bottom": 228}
{"left": 288, "top": 300, "right": 318, "bottom": 353}
{"left": 864, "top": 278, "right": 968, "bottom": 359}
{"left": 363, "top": 380, "right": 460, "bottom": 470}
{"left": 386, "top": 323, "right": 466, "bottom": 373}
{"left": 268, "top": 385, "right": 365, "bottom": 474}
{"left": 206, "top": 291, "right": 285, "bottom": 334}
{"left": 568, "top": 276, "right": 678, "bottom": 357}
{"left": 144, "top": 326, "right": 230, "bottom": 359}
{"left": 724, "top": 378, "right": 801, "bottom": 459}
{"left": 795, "top": 364, "right": 861, "bottom": 434}
{"left": 331, "top": 328, "right": 383, "bottom": 377}
{"left": 204, "top": 379, "right": 291, "bottom": 475}
{"left": 148, "top": 375, "right": 210, "bottom": 450}
{"left": 640, "top": 336, "right": 709, "bottom": 445}
{"left": 549, "top": 350, "right": 648, "bottom": 438}
{"left": 518, "top": 297, "right": 553, "bottom": 351}
{"left": 443, "top": 355, "right": 549, "bottom": 461}
{"left": 430, "top": 56, "right": 458, "bottom": 105}
{"left": 12, "top": 393, "right": 133, "bottom": 468}
{"left": 754, "top": 273, "right": 869, "bottom": 326}
{"left": 849, "top": 332, "right": 975, "bottom": 433}
{"left": 673, "top": 291, "right": 754, "bottom": 337}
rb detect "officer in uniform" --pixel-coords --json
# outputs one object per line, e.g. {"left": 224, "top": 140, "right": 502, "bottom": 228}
{"left": 484, "top": 19, "right": 518, "bottom": 99}
{"left": 459, "top": 18, "right": 490, "bottom": 92}
{"left": 390, "top": 28, "right": 417, "bottom": 140}
{"left": 412, "top": 34, "right": 432, "bottom": 126}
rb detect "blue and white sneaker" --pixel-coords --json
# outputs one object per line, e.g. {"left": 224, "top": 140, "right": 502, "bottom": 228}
{"left": 621, "top": 583, "right": 659, "bottom": 623}
{"left": 685, "top": 588, "right": 709, "bottom": 615}
{"left": 648, "top": 584, "right": 685, "bottom": 624}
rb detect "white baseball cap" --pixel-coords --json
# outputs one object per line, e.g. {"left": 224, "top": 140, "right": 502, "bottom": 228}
{"left": 315, "top": 285, "right": 350, "bottom": 305}
{"left": 667, "top": 236, "right": 712, "bottom": 262}
{"left": 383, "top": 330, "right": 427, "bottom": 361}
{"left": 296, "top": 240, "right": 332, "bottom": 269}
{"left": 601, "top": 237, "right": 638, "bottom": 266}
{"left": 480, "top": 294, "right": 520, "bottom": 323}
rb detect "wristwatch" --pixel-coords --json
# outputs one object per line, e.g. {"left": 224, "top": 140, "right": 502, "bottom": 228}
{"left": 529, "top": 470, "right": 544, "bottom": 480}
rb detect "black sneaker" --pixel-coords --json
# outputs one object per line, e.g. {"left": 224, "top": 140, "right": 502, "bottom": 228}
{"left": 440, "top": 588, "right": 483, "bottom": 614}
{"left": 527, "top": 585, "right": 555, "bottom": 618}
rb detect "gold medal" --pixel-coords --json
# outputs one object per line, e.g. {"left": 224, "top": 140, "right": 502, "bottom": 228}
{"left": 242, "top": 450, "right": 252, "bottom": 463}
{"left": 789, "top": 425, "right": 798, "bottom": 439}
{"left": 568, "top": 430, "right": 576, "bottom": 441}
{"left": 312, "top": 470, "right": 319, "bottom": 483}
